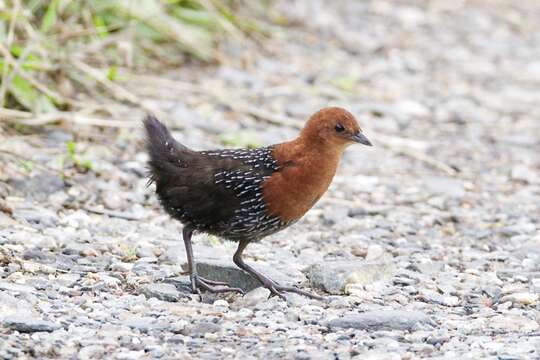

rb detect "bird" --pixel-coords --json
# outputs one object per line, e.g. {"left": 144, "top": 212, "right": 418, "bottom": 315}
{"left": 143, "top": 107, "right": 372, "bottom": 300}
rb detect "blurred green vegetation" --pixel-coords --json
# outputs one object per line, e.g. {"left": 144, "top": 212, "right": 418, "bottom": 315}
{"left": 0, "top": 0, "right": 266, "bottom": 114}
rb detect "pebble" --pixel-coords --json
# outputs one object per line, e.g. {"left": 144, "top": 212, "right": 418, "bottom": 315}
{"left": 181, "top": 322, "right": 222, "bottom": 337}
{"left": 0, "top": 281, "right": 35, "bottom": 294}
{"left": 326, "top": 310, "right": 435, "bottom": 331}
{"left": 213, "top": 299, "right": 229, "bottom": 310}
{"left": 500, "top": 292, "right": 538, "bottom": 306}
{"left": 2, "top": 317, "right": 62, "bottom": 333}
{"left": 305, "top": 260, "right": 396, "bottom": 294}
{"left": 142, "top": 283, "right": 186, "bottom": 302}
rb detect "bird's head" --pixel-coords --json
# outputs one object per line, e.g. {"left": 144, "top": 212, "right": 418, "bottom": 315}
{"left": 300, "top": 107, "right": 372, "bottom": 150}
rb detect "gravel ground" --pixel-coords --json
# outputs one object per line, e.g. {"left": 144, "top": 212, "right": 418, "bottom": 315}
{"left": 1, "top": 0, "right": 540, "bottom": 359}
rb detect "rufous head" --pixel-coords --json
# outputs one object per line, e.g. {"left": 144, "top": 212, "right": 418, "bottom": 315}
{"left": 300, "top": 107, "right": 372, "bottom": 149}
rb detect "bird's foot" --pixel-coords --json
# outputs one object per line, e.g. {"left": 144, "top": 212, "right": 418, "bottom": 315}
{"left": 189, "top": 274, "right": 245, "bottom": 295}
{"left": 259, "top": 278, "right": 323, "bottom": 301}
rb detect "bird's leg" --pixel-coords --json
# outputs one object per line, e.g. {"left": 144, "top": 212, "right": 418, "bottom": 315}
{"left": 182, "top": 226, "right": 244, "bottom": 295}
{"left": 233, "top": 239, "right": 323, "bottom": 301}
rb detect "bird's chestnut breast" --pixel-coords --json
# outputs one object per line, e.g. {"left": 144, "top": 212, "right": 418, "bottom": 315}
{"left": 262, "top": 143, "right": 339, "bottom": 222}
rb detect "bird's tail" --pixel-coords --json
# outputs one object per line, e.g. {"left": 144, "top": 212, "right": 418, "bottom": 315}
{"left": 143, "top": 114, "right": 191, "bottom": 185}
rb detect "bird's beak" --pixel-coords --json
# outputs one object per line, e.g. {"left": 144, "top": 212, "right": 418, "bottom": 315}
{"left": 351, "top": 131, "right": 372, "bottom": 146}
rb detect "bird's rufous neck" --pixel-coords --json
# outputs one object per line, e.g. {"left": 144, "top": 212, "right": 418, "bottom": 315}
{"left": 288, "top": 135, "right": 346, "bottom": 161}
{"left": 261, "top": 139, "right": 342, "bottom": 222}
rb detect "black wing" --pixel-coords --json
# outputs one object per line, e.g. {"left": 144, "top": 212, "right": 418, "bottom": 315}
{"left": 144, "top": 115, "right": 278, "bottom": 230}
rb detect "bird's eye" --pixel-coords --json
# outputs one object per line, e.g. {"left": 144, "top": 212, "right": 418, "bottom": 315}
{"left": 335, "top": 123, "right": 345, "bottom": 133}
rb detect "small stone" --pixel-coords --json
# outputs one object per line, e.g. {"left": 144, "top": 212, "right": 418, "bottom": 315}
{"left": 395, "top": 100, "right": 430, "bottom": 117}
{"left": 213, "top": 299, "right": 229, "bottom": 310}
{"left": 103, "top": 193, "right": 124, "bottom": 210}
{"left": 14, "top": 208, "right": 58, "bottom": 228}
{"left": 323, "top": 205, "right": 349, "bottom": 225}
{"left": 522, "top": 258, "right": 535, "bottom": 269}
{"left": 0, "top": 293, "right": 33, "bottom": 319}
{"left": 500, "top": 292, "right": 538, "bottom": 306}
{"left": 353, "top": 350, "right": 401, "bottom": 360}
{"left": 423, "top": 176, "right": 465, "bottom": 198}
{"left": 145, "top": 345, "right": 165, "bottom": 358}
{"left": 81, "top": 248, "right": 99, "bottom": 257}
{"left": 366, "top": 244, "right": 385, "bottom": 261}
{"left": 181, "top": 322, "right": 221, "bottom": 337}
{"left": 305, "top": 260, "right": 396, "bottom": 294}
{"left": 9, "top": 175, "right": 64, "bottom": 202}
{"left": 419, "top": 290, "right": 459, "bottom": 307}
{"left": 136, "top": 245, "right": 156, "bottom": 259}
{"left": 511, "top": 164, "right": 538, "bottom": 183}
{"left": 116, "top": 350, "right": 145, "bottom": 360}
{"left": 0, "top": 281, "right": 35, "bottom": 294}
{"left": 326, "top": 310, "right": 434, "bottom": 331}
{"left": 409, "top": 261, "right": 445, "bottom": 275}
{"left": 110, "top": 262, "right": 134, "bottom": 272}
{"left": 500, "top": 223, "right": 536, "bottom": 237}
{"left": 79, "top": 345, "right": 105, "bottom": 360}
{"left": 3, "top": 317, "right": 62, "bottom": 333}
{"left": 22, "top": 249, "right": 50, "bottom": 261}
{"left": 233, "top": 287, "right": 271, "bottom": 308}
{"left": 350, "top": 245, "right": 367, "bottom": 258}
{"left": 142, "top": 283, "right": 186, "bottom": 302}
{"left": 123, "top": 317, "right": 168, "bottom": 332}
{"left": 169, "top": 320, "right": 189, "bottom": 334}
{"left": 531, "top": 278, "right": 540, "bottom": 292}
{"left": 410, "top": 343, "right": 436, "bottom": 355}
{"left": 489, "top": 314, "right": 539, "bottom": 332}
{"left": 56, "top": 273, "right": 81, "bottom": 287}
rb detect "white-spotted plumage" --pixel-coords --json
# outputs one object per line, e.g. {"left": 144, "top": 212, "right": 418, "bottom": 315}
{"left": 198, "top": 146, "right": 292, "bottom": 241}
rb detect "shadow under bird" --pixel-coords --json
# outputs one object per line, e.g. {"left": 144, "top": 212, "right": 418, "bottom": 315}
{"left": 143, "top": 107, "right": 372, "bottom": 300}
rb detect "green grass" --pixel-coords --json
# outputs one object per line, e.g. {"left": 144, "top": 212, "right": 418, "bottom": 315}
{"left": 0, "top": 0, "right": 266, "bottom": 115}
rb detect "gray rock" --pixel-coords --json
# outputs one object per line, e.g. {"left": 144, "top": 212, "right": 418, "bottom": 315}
{"left": 142, "top": 283, "right": 187, "bottom": 302}
{"left": 423, "top": 176, "right": 465, "bottom": 198}
{"left": 217, "top": 66, "right": 259, "bottom": 88}
{"left": 326, "top": 310, "right": 435, "bottom": 331}
{"left": 354, "top": 350, "right": 401, "bottom": 360}
{"left": 323, "top": 205, "right": 349, "bottom": 225}
{"left": 161, "top": 276, "right": 193, "bottom": 294}
{"left": 55, "top": 273, "right": 81, "bottom": 288}
{"left": 500, "top": 223, "right": 536, "bottom": 237}
{"left": 0, "top": 293, "right": 33, "bottom": 319}
{"left": 22, "top": 249, "right": 51, "bottom": 261}
{"left": 194, "top": 260, "right": 290, "bottom": 292}
{"left": 79, "top": 345, "right": 105, "bottom": 360}
{"left": 233, "top": 287, "right": 271, "bottom": 308}
{"left": 136, "top": 245, "right": 156, "bottom": 259}
{"left": 511, "top": 164, "right": 539, "bottom": 183}
{"left": 2, "top": 317, "right": 62, "bottom": 333}
{"left": 9, "top": 175, "right": 64, "bottom": 202}
{"left": 145, "top": 345, "right": 166, "bottom": 358}
{"left": 123, "top": 317, "right": 169, "bottom": 332}
{"left": 181, "top": 321, "right": 221, "bottom": 337}
{"left": 13, "top": 208, "right": 58, "bottom": 228}
{"left": 0, "top": 281, "right": 35, "bottom": 294}
{"left": 304, "top": 260, "right": 396, "bottom": 294}
{"left": 408, "top": 261, "right": 445, "bottom": 275}
{"left": 115, "top": 350, "right": 146, "bottom": 360}
{"left": 62, "top": 243, "right": 97, "bottom": 256}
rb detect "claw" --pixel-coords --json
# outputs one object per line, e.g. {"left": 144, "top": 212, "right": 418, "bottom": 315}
{"left": 199, "top": 278, "right": 230, "bottom": 286}
{"left": 233, "top": 241, "right": 323, "bottom": 302}
{"left": 261, "top": 279, "right": 322, "bottom": 301}
{"left": 275, "top": 285, "right": 324, "bottom": 300}
{"left": 189, "top": 274, "right": 244, "bottom": 295}
{"left": 267, "top": 285, "right": 287, "bottom": 301}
